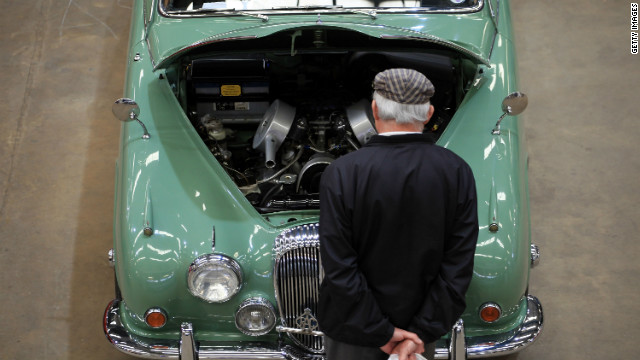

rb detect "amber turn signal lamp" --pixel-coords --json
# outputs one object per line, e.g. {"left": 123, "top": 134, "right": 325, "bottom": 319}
{"left": 145, "top": 308, "right": 168, "bottom": 328}
{"left": 479, "top": 303, "right": 502, "bottom": 323}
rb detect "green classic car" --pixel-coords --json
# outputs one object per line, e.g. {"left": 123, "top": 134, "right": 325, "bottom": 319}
{"left": 103, "top": 0, "right": 543, "bottom": 358}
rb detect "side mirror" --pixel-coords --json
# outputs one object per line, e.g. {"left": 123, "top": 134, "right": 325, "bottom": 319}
{"left": 112, "top": 98, "right": 150, "bottom": 139}
{"left": 492, "top": 92, "right": 528, "bottom": 135}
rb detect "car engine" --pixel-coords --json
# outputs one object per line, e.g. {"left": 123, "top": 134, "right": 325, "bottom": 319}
{"left": 181, "top": 46, "right": 460, "bottom": 212}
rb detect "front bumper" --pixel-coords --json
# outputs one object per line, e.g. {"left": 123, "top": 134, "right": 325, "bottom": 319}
{"left": 103, "top": 299, "right": 292, "bottom": 359}
{"left": 104, "top": 295, "right": 543, "bottom": 359}
{"left": 435, "top": 295, "right": 543, "bottom": 359}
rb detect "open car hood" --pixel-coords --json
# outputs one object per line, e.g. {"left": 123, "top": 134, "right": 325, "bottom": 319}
{"left": 147, "top": 12, "right": 495, "bottom": 69}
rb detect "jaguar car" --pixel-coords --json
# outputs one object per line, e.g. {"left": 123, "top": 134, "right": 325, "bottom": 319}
{"left": 103, "top": 0, "right": 543, "bottom": 358}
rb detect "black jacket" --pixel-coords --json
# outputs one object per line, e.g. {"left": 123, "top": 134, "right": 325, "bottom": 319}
{"left": 318, "top": 133, "right": 478, "bottom": 347}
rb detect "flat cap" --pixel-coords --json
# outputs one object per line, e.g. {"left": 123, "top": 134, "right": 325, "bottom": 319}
{"left": 373, "top": 68, "right": 435, "bottom": 104}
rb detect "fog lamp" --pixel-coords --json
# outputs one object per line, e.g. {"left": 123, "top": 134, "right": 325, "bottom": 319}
{"left": 235, "top": 298, "right": 276, "bottom": 336}
{"left": 479, "top": 302, "right": 502, "bottom": 323}
{"left": 144, "top": 308, "right": 168, "bottom": 328}
{"left": 188, "top": 254, "right": 242, "bottom": 303}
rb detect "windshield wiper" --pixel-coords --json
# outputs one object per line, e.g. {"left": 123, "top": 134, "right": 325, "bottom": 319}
{"left": 271, "top": 5, "right": 377, "bottom": 19}
{"left": 173, "top": 7, "right": 269, "bottom": 21}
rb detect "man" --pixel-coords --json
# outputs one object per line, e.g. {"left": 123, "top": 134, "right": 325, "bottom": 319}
{"left": 318, "top": 68, "right": 478, "bottom": 360}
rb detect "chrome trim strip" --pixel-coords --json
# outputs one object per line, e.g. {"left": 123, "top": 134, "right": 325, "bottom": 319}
{"left": 103, "top": 299, "right": 289, "bottom": 359}
{"left": 434, "top": 295, "right": 543, "bottom": 359}
{"left": 488, "top": 181, "right": 499, "bottom": 232}
{"left": 530, "top": 244, "right": 540, "bottom": 268}
{"left": 276, "top": 325, "right": 324, "bottom": 337}
{"left": 212, "top": 226, "right": 216, "bottom": 253}
{"left": 143, "top": 184, "right": 153, "bottom": 236}
{"left": 108, "top": 248, "right": 115, "bottom": 267}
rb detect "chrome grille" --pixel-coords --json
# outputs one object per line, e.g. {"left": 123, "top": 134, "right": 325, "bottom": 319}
{"left": 274, "top": 223, "right": 324, "bottom": 353}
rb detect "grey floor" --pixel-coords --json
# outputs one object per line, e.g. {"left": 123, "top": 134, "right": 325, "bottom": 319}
{"left": 1, "top": 1, "right": 638, "bottom": 359}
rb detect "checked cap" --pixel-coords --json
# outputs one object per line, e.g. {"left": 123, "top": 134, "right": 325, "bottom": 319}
{"left": 373, "top": 68, "right": 435, "bottom": 105}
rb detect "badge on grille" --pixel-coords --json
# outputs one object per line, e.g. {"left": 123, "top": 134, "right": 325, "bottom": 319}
{"left": 295, "top": 308, "right": 319, "bottom": 333}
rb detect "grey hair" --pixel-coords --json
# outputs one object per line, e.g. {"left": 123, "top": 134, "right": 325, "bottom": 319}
{"left": 373, "top": 91, "right": 430, "bottom": 125}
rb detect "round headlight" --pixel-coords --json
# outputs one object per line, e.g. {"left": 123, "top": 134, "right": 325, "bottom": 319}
{"left": 235, "top": 298, "right": 276, "bottom": 336}
{"left": 188, "top": 254, "right": 242, "bottom": 303}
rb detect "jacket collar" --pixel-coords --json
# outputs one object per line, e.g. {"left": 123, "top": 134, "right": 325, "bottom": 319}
{"left": 365, "top": 133, "right": 436, "bottom": 146}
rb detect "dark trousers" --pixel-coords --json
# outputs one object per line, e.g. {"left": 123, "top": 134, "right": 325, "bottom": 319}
{"left": 325, "top": 336, "right": 436, "bottom": 360}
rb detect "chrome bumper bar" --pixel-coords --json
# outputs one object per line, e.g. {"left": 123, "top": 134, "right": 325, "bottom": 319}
{"left": 104, "top": 295, "right": 542, "bottom": 359}
{"left": 435, "top": 295, "right": 543, "bottom": 359}
{"left": 103, "top": 299, "right": 290, "bottom": 359}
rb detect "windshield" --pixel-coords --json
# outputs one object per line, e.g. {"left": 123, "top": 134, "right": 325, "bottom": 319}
{"left": 161, "top": 0, "right": 481, "bottom": 13}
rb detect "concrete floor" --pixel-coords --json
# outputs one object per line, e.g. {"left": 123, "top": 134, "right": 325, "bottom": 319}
{"left": 0, "top": 0, "right": 638, "bottom": 359}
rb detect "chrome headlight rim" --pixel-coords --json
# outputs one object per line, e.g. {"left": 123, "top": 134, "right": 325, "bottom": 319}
{"left": 235, "top": 297, "right": 277, "bottom": 336}
{"left": 187, "top": 254, "right": 243, "bottom": 303}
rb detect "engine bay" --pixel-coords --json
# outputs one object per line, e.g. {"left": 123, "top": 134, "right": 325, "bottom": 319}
{"left": 169, "top": 30, "right": 475, "bottom": 212}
